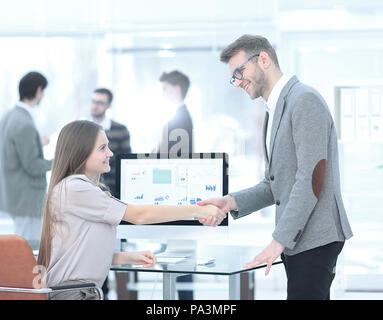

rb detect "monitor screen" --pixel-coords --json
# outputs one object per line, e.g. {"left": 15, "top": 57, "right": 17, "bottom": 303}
{"left": 115, "top": 153, "right": 228, "bottom": 225}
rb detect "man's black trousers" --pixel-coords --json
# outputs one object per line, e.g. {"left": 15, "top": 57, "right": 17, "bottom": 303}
{"left": 281, "top": 241, "right": 344, "bottom": 300}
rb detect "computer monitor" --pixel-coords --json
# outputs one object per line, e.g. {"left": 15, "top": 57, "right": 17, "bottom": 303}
{"left": 115, "top": 153, "right": 228, "bottom": 226}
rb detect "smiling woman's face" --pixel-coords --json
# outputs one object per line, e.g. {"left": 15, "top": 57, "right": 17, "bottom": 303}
{"left": 84, "top": 130, "right": 113, "bottom": 180}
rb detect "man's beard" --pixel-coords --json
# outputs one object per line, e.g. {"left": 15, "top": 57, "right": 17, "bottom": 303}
{"left": 251, "top": 68, "right": 266, "bottom": 100}
{"left": 92, "top": 111, "right": 106, "bottom": 120}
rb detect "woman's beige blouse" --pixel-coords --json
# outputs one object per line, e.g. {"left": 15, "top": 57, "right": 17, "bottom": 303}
{"left": 45, "top": 174, "right": 127, "bottom": 287}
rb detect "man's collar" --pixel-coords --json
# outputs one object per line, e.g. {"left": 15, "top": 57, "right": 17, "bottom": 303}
{"left": 265, "top": 74, "right": 289, "bottom": 113}
{"left": 97, "top": 116, "right": 112, "bottom": 131}
{"left": 16, "top": 101, "right": 34, "bottom": 120}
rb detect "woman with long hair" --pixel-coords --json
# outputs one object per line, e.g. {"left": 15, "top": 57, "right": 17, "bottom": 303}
{"left": 38, "top": 120, "right": 224, "bottom": 300}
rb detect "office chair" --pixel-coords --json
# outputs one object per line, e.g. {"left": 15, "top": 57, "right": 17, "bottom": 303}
{"left": 0, "top": 234, "right": 103, "bottom": 300}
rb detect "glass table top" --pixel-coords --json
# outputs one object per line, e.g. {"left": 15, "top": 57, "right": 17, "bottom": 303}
{"left": 111, "top": 243, "right": 282, "bottom": 276}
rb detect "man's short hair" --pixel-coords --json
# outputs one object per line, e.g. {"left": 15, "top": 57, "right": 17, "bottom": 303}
{"left": 93, "top": 88, "right": 113, "bottom": 104}
{"left": 19, "top": 71, "right": 48, "bottom": 100}
{"left": 220, "top": 34, "right": 280, "bottom": 69}
{"left": 159, "top": 70, "right": 190, "bottom": 100}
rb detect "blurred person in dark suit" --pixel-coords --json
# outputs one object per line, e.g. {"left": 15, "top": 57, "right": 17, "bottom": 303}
{"left": 155, "top": 70, "right": 194, "bottom": 157}
{"left": 90, "top": 88, "right": 131, "bottom": 196}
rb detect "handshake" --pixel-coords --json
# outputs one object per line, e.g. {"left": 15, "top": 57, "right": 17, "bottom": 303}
{"left": 195, "top": 195, "right": 238, "bottom": 227}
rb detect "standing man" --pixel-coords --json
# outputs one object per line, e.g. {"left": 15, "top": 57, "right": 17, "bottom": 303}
{"left": 199, "top": 35, "right": 353, "bottom": 300}
{"left": 0, "top": 71, "right": 53, "bottom": 241}
{"left": 157, "top": 70, "right": 194, "bottom": 300}
{"left": 156, "top": 70, "right": 193, "bottom": 156}
{"left": 90, "top": 88, "right": 131, "bottom": 196}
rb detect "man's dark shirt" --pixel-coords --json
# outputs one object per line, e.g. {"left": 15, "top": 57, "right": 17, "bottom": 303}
{"left": 102, "top": 120, "right": 131, "bottom": 196}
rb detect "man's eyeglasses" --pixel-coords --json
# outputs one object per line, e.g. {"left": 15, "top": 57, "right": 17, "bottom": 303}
{"left": 230, "top": 53, "right": 259, "bottom": 86}
{"left": 91, "top": 99, "right": 109, "bottom": 107}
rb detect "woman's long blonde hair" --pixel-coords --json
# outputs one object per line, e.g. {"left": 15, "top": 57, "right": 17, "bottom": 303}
{"left": 37, "top": 120, "right": 102, "bottom": 268}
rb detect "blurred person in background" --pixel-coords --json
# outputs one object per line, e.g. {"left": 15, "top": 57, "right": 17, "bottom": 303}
{"left": 0, "top": 71, "right": 53, "bottom": 242}
{"left": 155, "top": 70, "right": 194, "bottom": 157}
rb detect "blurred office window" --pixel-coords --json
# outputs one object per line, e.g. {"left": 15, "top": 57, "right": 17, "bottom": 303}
{"left": 334, "top": 86, "right": 383, "bottom": 291}
{"left": 0, "top": 36, "right": 102, "bottom": 139}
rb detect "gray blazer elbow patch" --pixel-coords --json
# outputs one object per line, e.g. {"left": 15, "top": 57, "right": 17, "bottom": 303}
{"left": 312, "top": 159, "right": 326, "bottom": 198}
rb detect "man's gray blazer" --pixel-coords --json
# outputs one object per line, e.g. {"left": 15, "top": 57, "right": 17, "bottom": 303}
{"left": 0, "top": 106, "right": 52, "bottom": 218}
{"left": 230, "top": 76, "right": 353, "bottom": 255}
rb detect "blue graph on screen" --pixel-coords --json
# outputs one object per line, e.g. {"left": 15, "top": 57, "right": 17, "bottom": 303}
{"left": 153, "top": 168, "right": 172, "bottom": 184}
{"left": 205, "top": 184, "right": 216, "bottom": 191}
{"left": 154, "top": 195, "right": 170, "bottom": 205}
{"left": 189, "top": 197, "right": 202, "bottom": 205}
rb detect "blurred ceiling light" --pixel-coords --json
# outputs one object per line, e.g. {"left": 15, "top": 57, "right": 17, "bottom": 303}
{"left": 279, "top": 8, "right": 350, "bottom": 30}
{"left": 326, "top": 46, "right": 340, "bottom": 53}
{"left": 299, "top": 46, "right": 313, "bottom": 53}
{"left": 157, "top": 49, "right": 175, "bottom": 58}
{"left": 161, "top": 44, "right": 174, "bottom": 50}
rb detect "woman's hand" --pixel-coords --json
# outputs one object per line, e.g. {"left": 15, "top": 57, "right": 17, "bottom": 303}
{"left": 128, "top": 251, "right": 156, "bottom": 267}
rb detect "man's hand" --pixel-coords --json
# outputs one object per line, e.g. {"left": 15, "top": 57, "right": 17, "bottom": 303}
{"left": 196, "top": 204, "right": 227, "bottom": 227}
{"left": 40, "top": 136, "right": 50, "bottom": 146}
{"left": 197, "top": 195, "right": 237, "bottom": 226}
{"left": 243, "top": 239, "right": 285, "bottom": 276}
